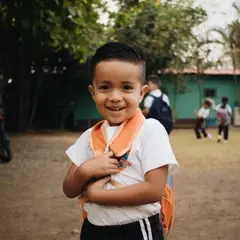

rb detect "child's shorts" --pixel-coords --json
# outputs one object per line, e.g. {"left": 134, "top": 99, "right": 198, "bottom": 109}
{"left": 80, "top": 214, "right": 164, "bottom": 240}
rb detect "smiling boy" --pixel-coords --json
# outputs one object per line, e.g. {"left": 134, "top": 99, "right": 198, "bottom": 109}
{"left": 63, "top": 42, "right": 179, "bottom": 240}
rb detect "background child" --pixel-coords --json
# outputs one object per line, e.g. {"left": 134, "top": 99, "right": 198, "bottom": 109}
{"left": 63, "top": 42, "right": 179, "bottom": 240}
{"left": 194, "top": 99, "right": 212, "bottom": 139}
{"left": 215, "top": 96, "right": 232, "bottom": 143}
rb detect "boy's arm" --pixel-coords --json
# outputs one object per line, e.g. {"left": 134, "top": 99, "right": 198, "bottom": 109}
{"left": 142, "top": 95, "right": 153, "bottom": 117}
{"left": 194, "top": 110, "right": 203, "bottom": 119}
{"left": 63, "top": 152, "right": 120, "bottom": 198}
{"left": 63, "top": 163, "right": 91, "bottom": 198}
{"left": 194, "top": 110, "right": 199, "bottom": 117}
{"left": 88, "top": 165, "right": 168, "bottom": 206}
{"left": 227, "top": 105, "right": 232, "bottom": 115}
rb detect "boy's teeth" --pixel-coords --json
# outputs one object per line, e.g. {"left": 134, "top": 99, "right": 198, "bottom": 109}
{"left": 109, "top": 107, "right": 121, "bottom": 111}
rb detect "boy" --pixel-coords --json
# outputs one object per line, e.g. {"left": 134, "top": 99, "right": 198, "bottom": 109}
{"left": 143, "top": 74, "right": 173, "bottom": 134}
{"left": 63, "top": 42, "right": 179, "bottom": 240}
{"left": 143, "top": 74, "right": 170, "bottom": 116}
{"left": 194, "top": 99, "right": 212, "bottom": 139}
{"left": 215, "top": 96, "right": 232, "bottom": 143}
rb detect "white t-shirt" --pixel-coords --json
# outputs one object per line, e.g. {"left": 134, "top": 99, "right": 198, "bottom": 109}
{"left": 144, "top": 89, "right": 170, "bottom": 109}
{"left": 215, "top": 104, "right": 232, "bottom": 125}
{"left": 66, "top": 119, "right": 179, "bottom": 226}
{"left": 215, "top": 104, "right": 232, "bottom": 115}
{"left": 198, "top": 107, "right": 210, "bottom": 119}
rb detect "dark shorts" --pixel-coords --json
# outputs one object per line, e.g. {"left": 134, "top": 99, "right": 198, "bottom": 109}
{"left": 80, "top": 214, "right": 164, "bottom": 240}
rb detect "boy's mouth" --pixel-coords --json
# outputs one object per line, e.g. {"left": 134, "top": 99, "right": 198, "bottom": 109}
{"left": 106, "top": 106, "right": 125, "bottom": 112}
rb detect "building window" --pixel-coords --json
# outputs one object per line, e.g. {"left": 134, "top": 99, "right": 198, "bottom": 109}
{"left": 204, "top": 88, "right": 216, "bottom": 98}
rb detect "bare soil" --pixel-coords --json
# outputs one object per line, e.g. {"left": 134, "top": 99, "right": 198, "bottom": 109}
{"left": 0, "top": 128, "right": 240, "bottom": 240}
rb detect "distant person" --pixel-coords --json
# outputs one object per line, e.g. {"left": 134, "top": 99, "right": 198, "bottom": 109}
{"left": 143, "top": 75, "right": 173, "bottom": 134}
{"left": 194, "top": 99, "right": 212, "bottom": 140}
{"left": 214, "top": 96, "right": 232, "bottom": 143}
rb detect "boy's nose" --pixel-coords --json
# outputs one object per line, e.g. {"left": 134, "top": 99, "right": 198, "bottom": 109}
{"left": 108, "top": 89, "right": 123, "bottom": 102}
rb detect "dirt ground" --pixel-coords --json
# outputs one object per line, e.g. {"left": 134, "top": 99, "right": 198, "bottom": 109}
{"left": 0, "top": 128, "right": 240, "bottom": 240}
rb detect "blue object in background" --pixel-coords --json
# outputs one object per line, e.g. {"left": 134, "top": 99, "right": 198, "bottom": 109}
{"left": 206, "top": 118, "right": 216, "bottom": 127}
{"left": 167, "top": 175, "right": 173, "bottom": 189}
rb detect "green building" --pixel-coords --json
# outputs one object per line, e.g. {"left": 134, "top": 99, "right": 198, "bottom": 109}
{"left": 73, "top": 69, "right": 240, "bottom": 130}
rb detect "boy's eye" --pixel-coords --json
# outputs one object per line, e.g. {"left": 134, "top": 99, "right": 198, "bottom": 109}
{"left": 99, "top": 85, "right": 110, "bottom": 91}
{"left": 122, "top": 85, "right": 133, "bottom": 91}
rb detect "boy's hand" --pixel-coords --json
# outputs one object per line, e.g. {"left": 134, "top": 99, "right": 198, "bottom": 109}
{"left": 79, "top": 151, "right": 120, "bottom": 179}
{"left": 87, "top": 176, "right": 111, "bottom": 201}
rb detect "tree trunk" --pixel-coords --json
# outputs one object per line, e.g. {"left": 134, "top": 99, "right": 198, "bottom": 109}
{"left": 59, "top": 108, "right": 71, "bottom": 130}
{"left": 18, "top": 77, "right": 31, "bottom": 132}
{"left": 28, "top": 75, "right": 42, "bottom": 130}
{"left": 231, "top": 45, "right": 240, "bottom": 105}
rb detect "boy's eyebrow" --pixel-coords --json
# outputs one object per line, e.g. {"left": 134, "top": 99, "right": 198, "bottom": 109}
{"left": 96, "top": 80, "right": 111, "bottom": 84}
{"left": 96, "top": 80, "right": 137, "bottom": 84}
{"left": 121, "top": 81, "right": 136, "bottom": 84}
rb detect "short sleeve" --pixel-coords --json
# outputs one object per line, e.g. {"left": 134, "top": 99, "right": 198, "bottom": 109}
{"left": 144, "top": 95, "right": 154, "bottom": 108}
{"left": 227, "top": 105, "right": 232, "bottom": 115}
{"left": 140, "top": 119, "right": 179, "bottom": 176}
{"left": 198, "top": 107, "right": 204, "bottom": 117}
{"left": 65, "top": 128, "right": 92, "bottom": 166}
{"left": 203, "top": 109, "right": 210, "bottom": 118}
{"left": 162, "top": 94, "right": 170, "bottom": 106}
{"left": 215, "top": 104, "right": 221, "bottom": 111}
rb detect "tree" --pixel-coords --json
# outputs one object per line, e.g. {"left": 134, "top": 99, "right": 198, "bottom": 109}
{"left": 0, "top": 0, "right": 106, "bottom": 131}
{"left": 111, "top": 0, "right": 207, "bottom": 74}
{"left": 208, "top": 2, "right": 240, "bottom": 105}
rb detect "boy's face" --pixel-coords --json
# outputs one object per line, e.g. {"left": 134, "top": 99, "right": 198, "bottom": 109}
{"left": 147, "top": 80, "right": 158, "bottom": 92}
{"left": 89, "top": 60, "right": 148, "bottom": 126}
{"left": 203, "top": 103, "right": 210, "bottom": 109}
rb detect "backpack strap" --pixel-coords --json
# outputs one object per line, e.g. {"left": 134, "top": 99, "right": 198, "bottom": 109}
{"left": 150, "top": 94, "right": 165, "bottom": 100}
{"left": 149, "top": 94, "right": 157, "bottom": 99}
{"left": 160, "top": 93, "right": 164, "bottom": 100}
{"left": 150, "top": 93, "right": 164, "bottom": 99}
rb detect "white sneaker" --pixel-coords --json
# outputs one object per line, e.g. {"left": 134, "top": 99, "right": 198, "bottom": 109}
{"left": 208, "top": 133, "right": 212, "bottom": 139}
{"left": 223, "top": 140, "right": 228, "bottom": 144}
{"left": 217, "top": 135, "right": 222, "bottom": 143}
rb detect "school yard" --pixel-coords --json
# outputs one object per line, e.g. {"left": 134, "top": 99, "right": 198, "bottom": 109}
{"left": 0, "top": 128, "right": 240, "bottom": 240}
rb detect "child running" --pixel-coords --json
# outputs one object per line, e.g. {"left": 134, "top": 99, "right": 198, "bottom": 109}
{"left": 63, "top": 42, "right": 179, "bottom": 240}
{"left": 214, "top": 96, "right": 232, "bottom": 143}
{"left": 194, "top": 99, "right": 212, "bottom": 139}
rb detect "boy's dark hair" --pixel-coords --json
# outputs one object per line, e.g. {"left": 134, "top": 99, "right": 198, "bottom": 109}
{"left": 89, "top": 42, "right": 146, "bottom": 82}
{"left": 146, "top": 74, "right": 160, "bottom": 85}
{"left": 222, "top": 96, "right": 229, "bottom": 104}
{"left": 203, "top": 99, "right": 211, "bottom": 107}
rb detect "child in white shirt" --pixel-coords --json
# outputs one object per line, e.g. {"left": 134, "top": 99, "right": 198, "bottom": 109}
{"left": 194, "top": 99, "right": 212, "bottom": 139}
{"left": 63, "top": 42, "right": 179, "bottom": 240}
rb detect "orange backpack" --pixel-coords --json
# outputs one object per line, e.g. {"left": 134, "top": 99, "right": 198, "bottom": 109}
{"left": 161, "top": 175, "right": 175, "bottom": 236}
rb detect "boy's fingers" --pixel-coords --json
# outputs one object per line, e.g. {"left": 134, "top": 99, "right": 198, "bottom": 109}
{"left": 106, "top": 151, "right": 113, "bottom": 157}
{"left": 109, "top": 158, "right": 119, "bottom": 165}
{"left": 102, "top": 176, "right": 111, "bottom": 182}
{"left": 108, "top": 169, "right": 120, "bottom": 175}
{"left": 108, "top": 163, "right": 119, "bottom": 170}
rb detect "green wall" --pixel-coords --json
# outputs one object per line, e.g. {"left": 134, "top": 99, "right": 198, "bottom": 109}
{"left": 162, "top": 75, "right": 240, "bottom": 119}
{"left": 74, "top": 85, "right": 102, "bottom": 120}
{"left": 74, "top": 75, "right": 240, "bottom": 123}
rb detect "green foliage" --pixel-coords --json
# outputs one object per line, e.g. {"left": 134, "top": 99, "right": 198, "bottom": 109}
{"left": 208, "top": 3, "right": 240, "bottom": 69}
{"left": 112, "top": 0, "right": 207, "bottom": 74}
{"left": 0, "top": 0, "right": 106, "bottom": 63}
{"left": 0, "top": 0, "right": 108, "bottom": 130}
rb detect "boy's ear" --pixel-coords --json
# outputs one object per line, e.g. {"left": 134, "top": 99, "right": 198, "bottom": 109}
{"left": 141, "top": 84, "right": 149, "bottom": 97}
{"left": 88, "top": 85, "right": 95, "bottom": 100}
{"left": 139, "top": 84, "right": 149, "bottom": 103}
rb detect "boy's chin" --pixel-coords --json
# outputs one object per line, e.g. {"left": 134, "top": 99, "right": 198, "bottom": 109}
{"left": 108, "top": 120, "right": 123, "bottom": 126}
{"left": 107, "top": 117, "right": 126, "bottom": 126}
